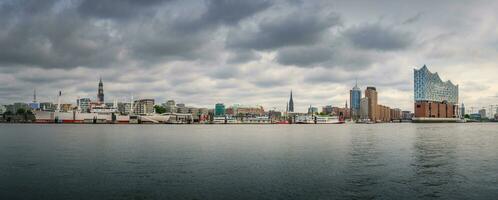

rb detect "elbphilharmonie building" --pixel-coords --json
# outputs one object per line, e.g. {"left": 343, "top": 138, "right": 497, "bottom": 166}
{"left": 413, "top": 65, "right": 459, "bottom": 119}
{"left": 414, "top": 65, "right": 458, "bottom": 104}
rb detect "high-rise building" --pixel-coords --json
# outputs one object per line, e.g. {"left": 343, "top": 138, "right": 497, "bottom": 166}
{"left": 133, "top": 99, "right": 154, "bottom": 114}
{"left": 414, "top": 65, "right": 459, "bottom": 118}
{"left": 360, "top": 97, "right": 369, "bottom": 120}
{"left": 77, "top": 98, "right": 91, "bottom": 113}
{"left": 460, "top": 103, "right": 465, "bottom": 118}
{"left": 215, "top": 103, "right": 225, "bottom": 116}
{"left": 97, "top": 77, "right": 104, "bottom": 103}
{"left": 365, "top": 87, "right": 378, "bottom": 122}
{"left": 288, "top": 90, "right": 294, "bottom": 112}
{"left": 350, "top": 81, "right": 361, "bottom": 120}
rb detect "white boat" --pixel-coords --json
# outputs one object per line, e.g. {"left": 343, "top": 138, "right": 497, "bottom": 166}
{"left": 314, "top": 116, "right": 344, "bottom": 124}
{"left": 294, "top": 115, "right": 314, "bottom": 124}
{"left": 212, "top": 116, "right": 238, "bottom": 124}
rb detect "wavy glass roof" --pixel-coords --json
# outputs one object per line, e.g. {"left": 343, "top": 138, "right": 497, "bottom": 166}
{"left": 414, "top": 65, "right": 459, "bottom": 104}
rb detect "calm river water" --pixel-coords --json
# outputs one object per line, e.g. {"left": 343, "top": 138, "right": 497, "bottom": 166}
{"left": 1, "top": 123, "right": 497, "bottom": 199}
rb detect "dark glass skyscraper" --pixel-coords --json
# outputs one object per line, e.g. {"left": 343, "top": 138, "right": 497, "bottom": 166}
{"left": 288, "top": 90, "right": 294, "bottom": 112}
{"left": 98, "top": 77, "right": 104, "bottom": 103}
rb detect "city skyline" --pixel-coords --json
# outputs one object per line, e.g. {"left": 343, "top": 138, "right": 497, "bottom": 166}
{"left": 1, "top": 1, "right": 498, "bottom": 112}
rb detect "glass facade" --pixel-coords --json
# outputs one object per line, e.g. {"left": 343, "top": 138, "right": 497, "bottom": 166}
{"left": 414, "top": 65, "right": 458, "bottom": 104}
{"left": 350, "top": 85, "right": 361, "bottom": 118}
{"left": 215, "top": 103, "right": 225, "bottom": 116}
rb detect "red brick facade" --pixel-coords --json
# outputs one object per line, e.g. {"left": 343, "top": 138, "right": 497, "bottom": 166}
{"left": 414, "top": 101, "right": 457, "bottom": 118}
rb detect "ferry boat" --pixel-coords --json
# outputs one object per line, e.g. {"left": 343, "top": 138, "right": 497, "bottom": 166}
{"left": 294, "top": 115, "right": 345, "bottom": 124}
{"left": 212, "top": 116, "right": 238, "bottom": 124}
{"left": 314, "top": 116, "right": 344, "bottom": 124}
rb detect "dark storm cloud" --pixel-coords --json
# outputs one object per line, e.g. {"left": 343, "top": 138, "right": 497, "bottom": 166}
{"left": 77, "top": 0, "right": 168, "bottom": 19}
{"left": 227, "top": 51, "right": 261, "bottom": 64}
{"left": 344, "top": 23, "right": 414, "bottom": 51}
{"left": 226, "top": 10, "right": 341, "bottom": 50}
{"left": 0, "top": 0, "right": 122, "bottom": 69}
{"left": 202, "top": 0, "right": 273, "bottom": 25}
{"left": 275, "top": 44, "right": 376, "bottom": 69}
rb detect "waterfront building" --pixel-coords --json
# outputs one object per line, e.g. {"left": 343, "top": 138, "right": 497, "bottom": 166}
{"left": 117, "top": 102, "right": 131, "bottom": 115}
{"left": 40, "top": 102, "right": 55, "bottom": 111}
{"left": 199, "top": 108, "right": 209, "bottom": 114}
{"left": 0, "top": 105, "right": 5, "bottom": 114}
{"left": 360, "top": 97, "right": 369, "bottom": 120}
{"left": 288, "top": 90, "right": 294, "bottom": 112}
{"left": 390, "top": 108, "right": 402, "bottom": 121}
{"left": 60, "top": 103, "right": 73, "bottom": 112}
{"left": 414, "top": 65, "right": 459, "bottom": 119}
{"left": 77, "top": 98, "right": 91, "bottom": 113}
{"left": 479, "top": 109, "right": 487, "bottom": 119}
{"left": 176, "top": 103, "right": 188, "bottom": 114}
{"left": 9, "top": 103, "right": 30, "bottom": 113}
{"left": 460, "top": 103, "right": 465, "bottom": 118}
{"left": 376, "top": 105, "right": 391, "bottom": 122}
{"left": 133, "top": 99, "right": 154, "bottom": 114}
{"left": 163, "top": 100, "right": 176, "bottom": 113}
{"left": 308, "top": 106, "right": 318, "bottom": 115}
{"left": 97, "top": 77, "right": 104, "bottom": 103}
{"left": 215, "top": 103, "right": 225, "bottom": 116}
{"left": 322, "top": 105, "right": 333, "bottom": 115}
{"left": 402, "top": 111, "right": 413, "bottom": 120}
{"left": 229, "top": 104, "right": 265, "bottom": 117}
{"left": 350, "top": 81, "right": 362, "bottom": 120}
{"left": 365, "top": 87, "right": 378, "bottom": 122}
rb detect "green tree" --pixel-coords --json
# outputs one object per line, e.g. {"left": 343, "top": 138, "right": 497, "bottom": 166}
{"left": 154, "top": 105, "right": 166, "bottom": 114}
{"left": 464, "top": 114, "right": 470, "bottom": 119}
{"left": 16, "top": 108, "right": 26, "bottom": 115}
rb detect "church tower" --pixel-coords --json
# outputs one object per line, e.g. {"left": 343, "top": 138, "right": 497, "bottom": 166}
{"left": 98, "top": 77, "right": 104, "bottom": 103}
{"left": 288, "top": 90, "right": 294, "bottom": 112}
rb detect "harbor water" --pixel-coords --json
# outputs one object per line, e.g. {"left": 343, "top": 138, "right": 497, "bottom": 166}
{"left": 1, "top": 123, "right": 497, "bottom": 199}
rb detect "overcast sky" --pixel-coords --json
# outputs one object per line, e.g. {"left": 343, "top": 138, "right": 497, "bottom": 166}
{"left": 1, "top": 0, "right": 497, "bottom": 112}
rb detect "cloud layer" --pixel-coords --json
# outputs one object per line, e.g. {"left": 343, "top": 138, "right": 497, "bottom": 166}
{"left": 1, "top": 0, "right": 498, "bottom": 112}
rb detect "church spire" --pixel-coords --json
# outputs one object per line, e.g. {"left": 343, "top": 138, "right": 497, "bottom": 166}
{"left": 33, "top": 88, "right": 37, "bottom": 103}
{"left": 98, "top": 77, "right": 104, "bottom": 103}
{"left": 288, "top": 90, "right": 294, "bottom": 112}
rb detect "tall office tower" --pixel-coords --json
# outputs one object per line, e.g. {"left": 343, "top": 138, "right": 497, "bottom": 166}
{"left": 350, "top": 81, "right": 361, "bottom": 120}
{"left": 365, "top": 87, "right": 378, "bottom": 122}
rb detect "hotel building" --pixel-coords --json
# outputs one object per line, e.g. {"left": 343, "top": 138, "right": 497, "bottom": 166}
{"left": 414, "top": 65, "right": 459, "bottom": 119}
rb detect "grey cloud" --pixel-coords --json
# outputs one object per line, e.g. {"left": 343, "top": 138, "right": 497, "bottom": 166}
{"left": 226, "top": 10, "right": 341, "bottom": 50}
{"left": 227, "top": 51, "right": 261, "bottom": 64}
{"left": 344, "top": 23, "right": 414, "bottom": 51}
{"left": 0, "top": 1, "right": 123, "bottom": 69}
{"left": 202, "top": 0, "right": 273, "bottom": 25}
{"left": 77, "top": 0, "right": 168, "bottom": 20}
{"left": 276, "top": 46, "right": 333, "bottom": 66}
{"left": 275, "top": 44, "right": 377, "bottom": 70}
